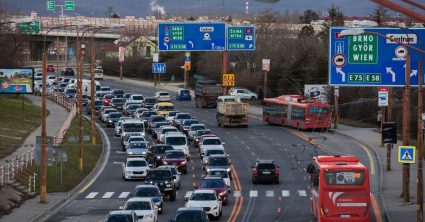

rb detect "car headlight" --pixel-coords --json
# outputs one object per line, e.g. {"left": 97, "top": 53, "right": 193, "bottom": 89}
{"left": 142, "top": 151, "right": 146, "bottom": 154}
{"left": 219, "top": 191, "right": 227, "bottom": 197}
{"left": 142, "top": 132, "right": 146, "bottom": 136}
{"left": 206, "top": 168, "right": 211, "bottom": 172}
{"left": 163, "top": 161, "right": 168, "bottom": 165}
{"left": 211, "top": 205, "right": 218, "bottom": 210}
{"left": 108, "top": 120, "right": 112, "bottom": 123}
{"left": 128, "top": 152, "right": 133, "bottom": 155}
{"left": 226, "top": 168, "right": 231, "bottom": 172}
{"left": 126, "top": 171, "right": 132, "bottom": 174}
{"left": 203, "top": 160, "right": 208, "bottom": 164}
{"left": 145, "top": 213, "right": 153, "bottom": 218}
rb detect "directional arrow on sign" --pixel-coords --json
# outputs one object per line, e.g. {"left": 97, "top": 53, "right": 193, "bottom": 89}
{"left": 163, "top": 43, "right": 169, "bottom": 50}
{"left": 211, "top": 43, "right": 215, "bottom": 50}
{"left": 188, "top": 41, "right": 194, "bottom": 48}
{"left": 336, "top": 67, "right": 346, "bottom": 82}
{"left": 403, "top": 63, "right": 418, "bottom": 78}
{"left": 386, "top": 67, "right": 396, "bottom": 82}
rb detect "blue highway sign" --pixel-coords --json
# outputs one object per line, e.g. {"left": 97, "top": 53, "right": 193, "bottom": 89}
{"left": 227, "top": 26, "right": 255, "bottom": 51}
{"left": 158, "top": 23, "right": 226, "bottom": 51}
{"left": 152, "top": 63, "right": 166, "bottom": 74}
{"left": 329, "top": 28, "right": 425, "bottom": 87}
{"left": 398, "top": 146, "right": 416, "bottom": 164}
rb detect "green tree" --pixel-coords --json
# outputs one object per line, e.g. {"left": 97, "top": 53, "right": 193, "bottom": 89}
{"left": 299, "top": 9, "right": 319, "bottom": 24}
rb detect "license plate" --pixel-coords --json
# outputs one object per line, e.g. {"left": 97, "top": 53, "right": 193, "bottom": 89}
{"left": 262, "top": 171, "right": 271, "bottom": 174}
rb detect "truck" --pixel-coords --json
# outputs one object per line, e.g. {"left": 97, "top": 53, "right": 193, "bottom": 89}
{"left": 194, "top": 80, "right": 223, "bottom": 108}
{"left": 216, "top": 95, "right": 249, "bottom": 128}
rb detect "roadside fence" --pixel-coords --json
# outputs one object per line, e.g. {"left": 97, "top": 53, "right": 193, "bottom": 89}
{"left": 0, "top": 149, "right": 36, "bottom": 194}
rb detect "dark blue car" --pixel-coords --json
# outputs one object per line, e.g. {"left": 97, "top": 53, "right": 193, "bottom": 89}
{"left": 176, "top": 89, "right": 191, "bottom": 101}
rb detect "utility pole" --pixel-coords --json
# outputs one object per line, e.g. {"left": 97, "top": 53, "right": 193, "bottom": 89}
{"left": 387, "top": 88, "right": 392, "bottom": 171}
{"left": 381, "top": 106, "right": 386, "bottom": 146}
{"left": 78, "top": 42, "right": 85, "bottom": 172}
{"left": 401, "top": 51, "right": 411, "bottom": 203}
{"left": 90, "top": 34, "right": 96, "bottom": 145}
{"left": 40, "top": 51, "right": 48, "bottom": 203}
{"left": 56, "top": 34, "right": 60, "bottom": 99}
{"left": 417, "top": 58, "right": 423, "bottom": 222}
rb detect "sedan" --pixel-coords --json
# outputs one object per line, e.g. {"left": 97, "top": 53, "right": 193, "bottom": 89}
{"left": 197, "top": 177, "right": 229, "bottom": 205}
{"left": 120, "top": 197, "right": 158, "bottom": 222}
{"left": 162, "top": 150, "right": 187, "bottom": 174}
{"left": 102, "top": 94, "right": 115, "bottom": 106}
{"left": 126, "top": 141, "right": 149, "bottom": 157}
{"left": 204, "top": 154, "right": 232, "bottom": 178}
{"left": 170, "top": 207, "right": 210, "bottom": 222}
{"left": 185, "top": 190, "right": 222, "bottom": 220}
{"left": 106, "top": 112, "right": 122, "bottom": 127}
{"left": 158, "top": 165, "right": 181, "bottom": 189}
{"left": 132, "top": 185, "right": 163, "bottom": 214}
{"left": 101, "top": 108, "right": 118, "bottom": 123}
{"left": 122, "top": 157, "right": 151, "bottom": 180}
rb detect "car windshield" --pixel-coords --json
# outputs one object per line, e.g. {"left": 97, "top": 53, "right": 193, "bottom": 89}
{"left": 112, "top": 99, "right": 124, "bottom": 104}
{"left": 174, "top": 211, "right": 204, "bottom": 222}
{"left": 123, "top": 123, "right": 144, "bottom": 132}
{"left": 177, "top": 114, "right": 191, "bottom": 120}
{"left": 169, "top": 167, "right": 178, "bottom": 175}
{"left": 208, "top": 170, "right": 229, "bottom": 178}
{"left": 134, "top": 187, "right": 160, "bottom": 197}
{"left": 191, "top": 193, "right": 216, "bottom": 201}
{"left": 144, "top": 98, "right": 156, "bottom": 103}
{"left": 155, "top": 122, "right": 169, "bottom": 129}
{"left": 102, "top": 87, "right": 111, "bottom": 91}
{"left": 127, "top": 160, "right": 147, "bottom": 167}
{"left": 162, "top": 128, "right": 177, "bottom": 134}
{"left": 137, "top": 109, "right": 148, "bottom": 114}
{"left": 129, "top": 137, "right": 145, "bottom": 143}
{"left": 109, "top": 113, "right": 122, "bottom": 119}
{"left": 155, "top": 146, "right": 173, "bottom": 154}
{"left": 206, "top": 149, "right": 224, "bottom": 156}
{"left": 166, "top": 137, "right": 186, "bottom": 145}
{"left": 114, "top": 90, "right": 124, "bottom": 94}
{"left": 209, "top": 157, "right": 229, "bottom": 166}
{"left": 127, "top": 105, "right": 139, "bottom": 111}
{"left": 203, "top": 139, "right": 221, "bottom": 145}
{"left": 124, "top": 201, "right": 151, "bottom": 210}
{"left": 129, "top": 142, "right": 147, "bottom": 149}
{"left": 191, "top": 125, "right": 206, "bottom": 131}
{"left": 104, "top": 95, "right": 113, "bottom": 99}
{"left": 141, "top": 111, "right": 155, "bottom": 117}
{"left": 165, "top": 151, "right": 185, "bottom": 159}
{"left": 159, "top": 92, "right": 169, "bottom": 96}
{"left": 180, "top": 90, "right": 190, "bottom": 94}
{"left": 104, "top": 109, "right": 117, "bottom": 115}
{"left": 66, "top": 89, "right": 76, "bottom": 94}
{"left": 167, "top": 112, "right": 178, "bottom": 117}
{"left": 132, "top": 96, "right": 144, "bottom": 100}
{"left": 200, "top": 179, "right": 225, "bottom": 188}
{"left": 151, "top": 116, "right": 166, "bottom": 122}
{"left": 125, "top": 134, "right": 140, "bottom": 141}
{"left": 196, "top": 130, "right": 211, "bottom": 136}
{"left": 184, "top": 120, "right": 199, "bottom": 126}
{"left": 147, "top": 170, "right": 171, "bottom": 179}
{"left": 106, "top": 214, "right": 133, "bottom": 222}
{"left": 158, "top": 106, "right": 174, "bottom": 111}
{"left": 257, "top": 163, "right": 276, "bottom": 170}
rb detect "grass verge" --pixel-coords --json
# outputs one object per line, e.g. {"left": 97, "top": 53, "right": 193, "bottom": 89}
{"left": 0, "top": 95, "right": 46, "bottom": 159}
{"left": 29, "top": 117, "right": 102, "bottom": 193}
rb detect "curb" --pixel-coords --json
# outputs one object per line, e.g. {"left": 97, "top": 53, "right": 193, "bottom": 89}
{"left": 332, "top": 130, "right": 391, "bottom": 222}
{"left": 30, "top": 115, "right": 110, "bottom": 222}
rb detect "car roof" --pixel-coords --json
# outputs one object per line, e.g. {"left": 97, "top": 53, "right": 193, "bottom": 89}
{"left": 135, "top": 184, "right": 160, "bottom": 189}
{"left": 209, "top": 154, "right": 227, "bottom": 158}
{"left": 203, "top": 137, "right": 221, "bottom": 140}
{"left": 202, "top": 176, "right": 224, "bottom": 180}
{"left": 190, "top": 124, "right": 205, "bottom": 128}
{"left": 193, "top": 189, "right": 215, "bottom": 194}
{"left": 158, "top": 165, "right": 178, "bottom": 169}
{"left": 205, "top": 146, "right": 224, "bottom": 150}
{"left": 126, "top": 157, "right": 146, "bottom": 161}
{"left": 165, "top": 149, "right": 184, "bottom": 153}
{"left": 126, "top": 197, "right": 152, "bottom": 202}
{"left": 108, "top": 210, "right": 134, "bottom": 215}
{"left": 150, "top": 168, "right": 172, "bottom": 172}
{"left": 177, "top": 207, "right": 204, "bottom": 212}
{"left": 256, "top": 159, "right": 276, "bottom": 164}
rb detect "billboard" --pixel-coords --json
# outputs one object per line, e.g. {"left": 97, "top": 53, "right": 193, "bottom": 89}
{"left": 0, "top": 68, "right": 34, "bottom": 94}
{"left": 304, "top": 84, "right": 331, "bottom": 102}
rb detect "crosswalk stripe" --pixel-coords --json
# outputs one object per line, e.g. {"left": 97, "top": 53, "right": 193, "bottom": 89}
{"left": 249, "top": 190, "right": 258, "bottom": 197}
{"left": 298, "top": 190, "right": 307, "bottom": 197}
{"left": 118, "top": 192, "right": 130, "bottom": 199}
{"left": 281, "top": 190, "right": 290, "bottom": 197}
{"left": 102, "top": 192, "right": 115, "bottom": 199}
{"left": 233, "top": 191, "right": 242, "bottom": 197}
{"left": 85, "top": 192, "right": 98, "bottom": 199}
{"left": 266, "top": 190, "right": 274, "bottom": 197}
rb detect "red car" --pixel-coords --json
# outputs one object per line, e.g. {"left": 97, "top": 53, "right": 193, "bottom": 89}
{"left": 46, "top": 65, "right": 55, "bottom": 72}
{"left": 162, "top": 150, "right": 187, "bottom": 174}
{"left": 97, "top": 105, "right": 113, "bottom": 118}
{"left": 197, "top": 177, "right": 229, "bottom": 205}
{"left": 102, "top": 94, "right": 114, "bottom": 106}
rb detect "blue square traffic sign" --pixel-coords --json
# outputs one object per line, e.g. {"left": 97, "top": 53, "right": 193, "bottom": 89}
{"left": 152, "top": 63, "right": 166, "bottom": 74}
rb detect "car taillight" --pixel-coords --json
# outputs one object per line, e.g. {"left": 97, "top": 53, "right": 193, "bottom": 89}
{"left": 274, "top": 169, "right": 279, "bottom": 175}
{"left": 253, "top": 169, "right": 257, "bottom": 176}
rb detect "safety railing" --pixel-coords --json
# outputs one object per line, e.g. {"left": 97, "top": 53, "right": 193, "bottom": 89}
{"left": 0, "top": 149, "right": 35, "bottom": 188}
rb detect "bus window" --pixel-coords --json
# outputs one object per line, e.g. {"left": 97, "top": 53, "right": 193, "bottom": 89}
{"left": 291, "top": 107, "right": 305, "bottom": 120}
{"left": 308, "top": 107, "right": 330, "bottom": 115}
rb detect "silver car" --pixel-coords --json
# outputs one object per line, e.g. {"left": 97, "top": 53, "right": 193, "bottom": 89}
{"left": 126, "top": 141, "right": 149, "bottom": 157}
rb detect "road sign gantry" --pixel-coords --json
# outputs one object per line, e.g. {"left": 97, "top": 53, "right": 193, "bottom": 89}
{"left": 329, "top": 27, "right": 425, "bottom": 87}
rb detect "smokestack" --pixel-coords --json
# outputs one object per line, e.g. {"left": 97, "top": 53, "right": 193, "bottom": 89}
{"left": 246, "top": 0, "right": 249, "bottom": 15}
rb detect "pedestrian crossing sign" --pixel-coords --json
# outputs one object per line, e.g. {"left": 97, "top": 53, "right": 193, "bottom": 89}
{"left": 398, "top": 146, "right": 416, "bottom": 164}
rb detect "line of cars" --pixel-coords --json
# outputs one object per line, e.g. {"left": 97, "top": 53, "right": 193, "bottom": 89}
{"left": 98, "top": 88, "right": 232, "bottom": 222}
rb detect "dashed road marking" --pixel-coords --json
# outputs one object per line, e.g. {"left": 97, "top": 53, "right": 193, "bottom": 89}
{"left": 281, "top": 190, "right": 290, "bottom": 197}
{"left": 266, "top": 190, "right": 274, "bottom": 197}
{"left": 298, "top": 190, "right": 307, "bottom": 197}
{"left": 102, "top": 192, "right": 114, "bottom": 199}
{"left": 249, "top": 190, "right": 258, "bottom": 197}
{"left": 85, "top": 192, "right": 98, "bottom": 199}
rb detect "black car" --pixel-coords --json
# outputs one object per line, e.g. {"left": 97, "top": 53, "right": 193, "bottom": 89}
{"left": 124, "top": 104, "right": 140, "bottom": 117}
{"left": 139, "top": 111, "right": 157, "bottom": 127}
{"left": 144, "top": 168, "right": 177, "bottom": 201}
{"left": 111, "top": 98, "right": 125, "bottom": 110}
{"left": 147, "top": 115, "right": 167, "bottom": 134}
{"left": 143, "top": 97, "right": 157, "bottom": 109}
{"left": 62, "top": 67, "right": 75, "bottom": 76}
{"left": 147, "top": 144, "right": 174, "bottom": 167}
{"left": 170, "top": 207, "right": 210, "bottom": 222}
{"left": 132, "top": 185, "right": 164, "bottom": 214}
{"left": 251, "top": 160, "right": 279, "bottom": 184}
{"left": 112, "top": 89, "right": 125, "bottom": 98}
{"left": 87, "top": 100, "right": 103, "bottom": 115}
{"left": 106, "top": 112, "right": 122, "bottom": 127}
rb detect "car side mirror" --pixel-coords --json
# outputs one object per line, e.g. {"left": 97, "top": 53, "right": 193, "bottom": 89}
{"left": 177, "top": 172, "right": 182, "bottom": 175}
{"left": 121, "top": 163, "right": 125, "bottom": 167}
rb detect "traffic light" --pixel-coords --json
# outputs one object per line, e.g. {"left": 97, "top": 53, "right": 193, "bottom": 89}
{"left": 382, "top": 122, "right": 397, "bottom": 144}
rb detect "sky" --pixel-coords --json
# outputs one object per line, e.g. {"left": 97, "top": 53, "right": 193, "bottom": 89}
{"left": 3, "top": 0, "right": 422, "bottom": 18}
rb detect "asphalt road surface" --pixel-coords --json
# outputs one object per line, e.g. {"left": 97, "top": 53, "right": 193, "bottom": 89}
{"left": 44, "top": 78, "right": 380, "bottom": 222}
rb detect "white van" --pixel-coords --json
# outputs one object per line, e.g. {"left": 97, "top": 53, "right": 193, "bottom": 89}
{"left": 94, "top": 69, "right": 103, "bottom": 80}
{"left": 164, "top": 132, "right": 189, "bottom": 158}
{"left": 82, "top": 79, "right": 101, "bottom": 94}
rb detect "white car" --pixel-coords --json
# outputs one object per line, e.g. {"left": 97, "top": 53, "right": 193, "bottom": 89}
{"left": 155, "top": 91, "right": 171, "bottom": 102}
{"left": 164, "top": 132, "right": 190, "bottom": 158}
{"left": 122, "top": 157, "right": 151, "bottom": 180}
{"left": 228, "top": 87, "right": 258, "bottom": 100}
{"left": 99, "top": 86, "right": 113, "bottom": 95}
{"left": 94, "top": 68, "right": 103, "bottom": 80}
{"left": 121, "top": 197, "right": 158, "bottom": 222}
{"left": 207, "top": 169, "right": 231, "bottom": 192}
{"left": 187, "top": 124, "right": 207, "bottom": 141}
{"left": 129, "top": 94, "right": 144, "bottom": 104}
{"left": 199, "top": 137, "right": 225, "bottom": 157}
{"left": 165, "top": 111, "right": 180, "bottom": 122}
{"left": 184, "top": 189, "right": 222, "bottom": 220}
{"left": 157, "top": 126, "right": 179, "bottom": 143}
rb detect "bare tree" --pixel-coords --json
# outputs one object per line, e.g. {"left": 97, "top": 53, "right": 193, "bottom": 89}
{"left": 0, "top": 11, "right": 28, "bottom": 67}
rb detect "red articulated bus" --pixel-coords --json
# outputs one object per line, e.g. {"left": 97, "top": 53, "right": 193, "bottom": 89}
{"left": 262, "top": 95, "right": 331, "bottom": 130}
{"left": 307, "top": 156, "right": 371, "bottom": 222}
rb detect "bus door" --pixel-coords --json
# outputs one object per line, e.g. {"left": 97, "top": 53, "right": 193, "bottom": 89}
{"left": 287, "top": 102, "right": 292, "bottom": 124}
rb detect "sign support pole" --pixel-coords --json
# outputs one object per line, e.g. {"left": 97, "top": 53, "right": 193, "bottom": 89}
{"left": 334, "top": 95, "right": 339, "bottom": 129}
{"left": 417, "top": 57, "right": 423, "bottom": 222}
{"left": 381, "top": 106, "right": 385, "bottom": 146}
{"left": 401, "top": 51, "right": 411, "bottom": 203}
{"left": 387, "top": 88, "right": 392, "bottom": 171}
{"left": 40, "top": 51, "right": 47, "bottom": 203}
{"left": 120, "top": 62, "right": 123, "bottom": 80}
{"left": 222, "top": 51, "right": 228, "bottom": 95}
{"left": 263, "top": 70, "right": 268, "bottom": 99}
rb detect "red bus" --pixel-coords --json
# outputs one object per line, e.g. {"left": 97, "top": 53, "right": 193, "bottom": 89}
{"left": 263, "top": 95, "right": 331, "bottom": 130}
{"left": 307, "top": 156, "right": 371, "bottom": 222}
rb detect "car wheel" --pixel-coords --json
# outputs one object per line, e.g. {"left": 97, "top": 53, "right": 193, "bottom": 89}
{"left": 251, "top": 96, "right": 256, "bottom": 101}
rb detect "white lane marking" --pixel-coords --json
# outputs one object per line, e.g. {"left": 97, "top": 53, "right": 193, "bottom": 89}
{"left": 298, "top": 190, "right": 307, "bottom": 197}
{"left": 118, "top": 192, "right": 130, "bottom": 199}
{"left": 249, "top": 190, "right": 258, "bottom": 197}
{"left": 233, "top": 191, "right": 242, "bottom": 197}
{"left": 266, "top": 190, "right": 274, "bottom": 197}
{"left": 116, "top": 151, "right": 126, "bottom": 154}
{"left": 102, "top": 192, "right": 114, "bottom": 199}
{"left": 85, "top": 192, "right": 98, "bottom": 199}
{"left": 281, "top": 190, "right": 290, "bottom": 197}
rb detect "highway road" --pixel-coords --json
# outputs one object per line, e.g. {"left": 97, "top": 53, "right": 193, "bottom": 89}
{"left": 44, "top": 78, "right": 382, "bottom": 222}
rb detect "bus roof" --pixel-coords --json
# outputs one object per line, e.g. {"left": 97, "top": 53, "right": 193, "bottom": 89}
{"left": 313, "top": 155, "right": 366, "bottom": 169}
{"left": 264, "top": 95, "right": 329, "bottom": 107}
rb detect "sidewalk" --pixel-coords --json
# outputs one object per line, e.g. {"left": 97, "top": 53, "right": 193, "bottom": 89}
{"left": 103, "top": 75, "right": 420, "bottom": 222}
